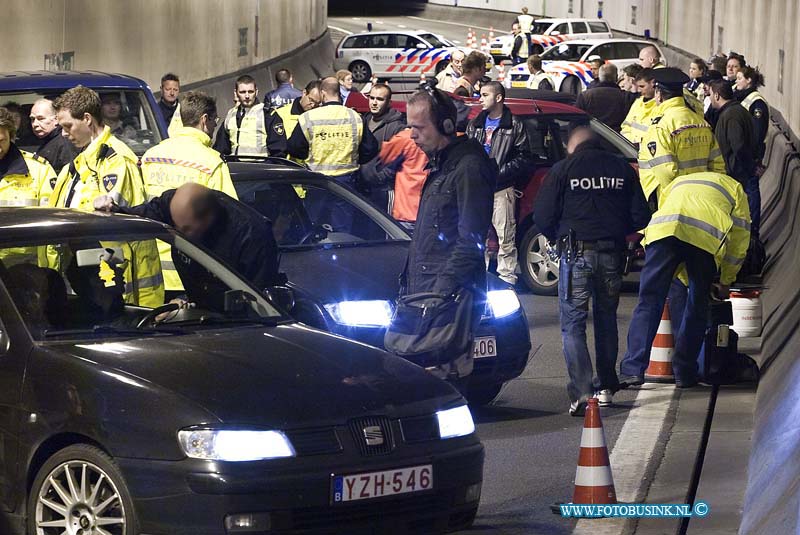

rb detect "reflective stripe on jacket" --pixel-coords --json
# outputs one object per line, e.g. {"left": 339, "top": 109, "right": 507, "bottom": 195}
{"left": 621, "top": 96, "right": 657, "bottom": 145}
{"left": 298, "top": 105, "right": 363, "bottom": 176}
{"left": 637, "top": 97, "right": 726, "bottom": 203}
{"left": 225, "top": 103, "right": 268, "bottom": 156}
{"left": 141, "top": 126, "right": 238, "bottom": 291}
{"left": 643, "top": 172, "right": 751, "bottom": 284}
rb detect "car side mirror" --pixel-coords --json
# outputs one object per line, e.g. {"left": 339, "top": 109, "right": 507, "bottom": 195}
{"left": 551, "top": 31, "right": 561, "bottom": 36}
{"left": 264, "top": 286, "right": 296, "bottom": 312}
{"left": 416, "top": 43, "right": 428, "bottom": 49}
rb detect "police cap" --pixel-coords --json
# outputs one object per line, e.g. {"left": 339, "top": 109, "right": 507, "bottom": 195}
{"left": 699, "top": 70, "right": 724, "bottom": 84}
{"left": 652, "top": 67, "right": 690, "bottom": 91}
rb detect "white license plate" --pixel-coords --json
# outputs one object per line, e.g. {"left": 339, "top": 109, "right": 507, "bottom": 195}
{"left": 332, "top": 465, "right": 433, "bottom": 503}
{"left": 473, "top": 336, "right": 497, "bottom": 358}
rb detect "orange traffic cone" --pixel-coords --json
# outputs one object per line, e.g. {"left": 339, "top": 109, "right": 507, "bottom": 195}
{"left": 419, "top": 71, "right": 427, "bottom": 85}
{"left": 489, "top": 26, "right": 495, "bottom": 40}
{"left": 480, "top": 34, "right": 488, "bottom": 52}
{"left": 573, "top": 398, "right": 617, "bottom": 504}
{"left": 467, "top": 28, "right": 473, "bottom": 47}
{"left": 496, "top": 64, "right": 506, "bottom": 84}
{"left": 644, "top": 303, "right": 676, "bottom": 383}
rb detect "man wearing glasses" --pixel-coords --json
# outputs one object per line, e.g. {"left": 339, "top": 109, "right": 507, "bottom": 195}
{"left": 140, "top": 90, "right": 239, "bottom": 293}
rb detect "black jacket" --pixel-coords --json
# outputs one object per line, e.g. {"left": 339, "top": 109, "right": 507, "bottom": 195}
{"left": 119, "top": 190, "right": 284, "bottom": 294}
{"left": 213, "top": 104, "right": 287, "bottom": 158}
{"left": 575, "top": 81, "right": 630, "bottom": 132}
{"left": 714, "top": 100, "right": 756, "bottom": 184}
{"left": 365, "top": 108, "right": 406, "bottom": 147}
{"left": 465, "top": 106, "right": 532, "bottom": 191}
{"left": 734, "top": 87, "right": 769, "bottom": 162}
{"left": 405, "top": 136, "right": 496, "bottom": 296}
{"left": 286, "top": 102, "right": 379, "bottom": 165}
{"left": 158, "top": 99, "right": 178, "bottom": 125}
{"left": 33, "top": 126, "right": 78, "bottom": 173}
{"left": 534, "top": 139, "right": 651, "bottom": 244}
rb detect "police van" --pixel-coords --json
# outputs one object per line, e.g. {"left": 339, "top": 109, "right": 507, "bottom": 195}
{"left": 488, "top": 18, "right": 612, "bottom": 60}
{"left": 335, "top": 30, "right": 491, "bottom": 83}
{"left": 508, "top": 38, "right": 666, "bottom": 95}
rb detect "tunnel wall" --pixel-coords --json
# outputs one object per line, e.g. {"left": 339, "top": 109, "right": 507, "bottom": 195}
{"left": 3, "top": 0, "right": 329, "bottom": 102}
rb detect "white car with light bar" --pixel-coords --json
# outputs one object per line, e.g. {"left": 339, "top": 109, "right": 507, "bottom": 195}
{"left": 488, "top": 18, "right": 612, "bottom": 60}
{"left": 334, "top": 29, "right": 493, "bottom": 83}
{"left": 230, "top": 158, "right": 532, "bottom": 407}
{"left": 508, "top": 38, "right": 666, "bottom": 94}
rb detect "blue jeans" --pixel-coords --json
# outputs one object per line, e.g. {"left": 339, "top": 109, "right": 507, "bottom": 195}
{"left": 559, "top": 249, "right": 623, "bottom": 402}
{"left": 745, "top": 175, "right": 761, "bottom": 238}
{"left": 620, "top": 237, "right": 717, "bottom": 384}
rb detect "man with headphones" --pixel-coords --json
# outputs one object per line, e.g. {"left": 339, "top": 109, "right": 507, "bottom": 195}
{"left": 403, "top": 87, "right": 497, "bottom": 388}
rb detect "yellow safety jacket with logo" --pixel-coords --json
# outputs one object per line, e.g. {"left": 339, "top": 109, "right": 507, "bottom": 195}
{"left": 528, "top": 71, "right": 556, "bottom": 91}
{"left": 0, "top": 145, "right": 56, "bottom": 265}
{"left": 224, "top": 103, "right": 269, "bottom": 156}
{"left": 298, "top": 104, "right": 363, "bottom": 176}
{"left": 637, "top": 97, "right": 726, "bottom": 203}
{"left": 643, "top": 172, "right": 751, "bottom": 285}
{"left": 141, "top": 126, "right": 238, "bottom": 291}
{"left": 168, "top": 103, "right": 183, "bottom": 137}
{"left": 741, "top": 90, "right": 766, "bottom": 112}
{"left": 621, "top": 96, "right": 657, "bottom": 146}
{"left": 50, "top": 126, "right": 164, "bottom": 308}
{"left": 276, "top": 99, "right": 306, "bottom": 167}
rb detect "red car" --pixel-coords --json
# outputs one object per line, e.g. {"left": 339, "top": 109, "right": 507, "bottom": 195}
{"left": 347, "top": 90, "right": 639, "bottom": 295}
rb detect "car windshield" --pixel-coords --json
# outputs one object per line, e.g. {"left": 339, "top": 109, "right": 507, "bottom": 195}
{"left": 0, "top": 89, "right": 162, "bottom": 156}
{"left": 419, "top": 33, "right": 447, "bottom": 48}
{"left": 540, "top": 43, "right": 594, "bottom": 61}
{"left": 0, "top": 231, "right": 283, "bottom": 341}
{"left": 234, "top": 179, "right": 411, "bottom": 248}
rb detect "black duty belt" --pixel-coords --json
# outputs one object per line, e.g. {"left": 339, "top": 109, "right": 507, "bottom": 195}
{"left": 560, "top": 237, "right": 621, "bottom": 252}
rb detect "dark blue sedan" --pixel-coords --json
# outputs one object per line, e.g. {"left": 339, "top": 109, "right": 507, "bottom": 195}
{"left": 229, "top": 157, "right": 533, "bottom": 405}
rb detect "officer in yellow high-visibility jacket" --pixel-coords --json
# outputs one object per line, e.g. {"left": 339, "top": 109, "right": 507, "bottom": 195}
{"left": 275, "top": 80, "right": 322, "bottom": 164}
{"left": 621, "top": 68, "right": 657, "bottom": 148}
{"left": 0, "top": 107, "right": 56, "bottom": 265}
{"left": 141, "top": 91, "right": 238, "bottom": 292}
{"left": 50, "top": 86, "right": 164, "bottom": 308}
{"left": 637, "top": 68, "right": 726, "bottom": 207}
{"left": 213, "top": 75, "right": 287, "bottom": 158}
{"left": 618, "top": 171, "right": 750, "bottom": 388}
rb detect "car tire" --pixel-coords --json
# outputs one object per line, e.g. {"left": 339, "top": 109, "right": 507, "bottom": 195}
{"left": 28, "top": 444, "right": 137, "bottom": 535}
{"left": 466, "top": 383, "right": 503, "bottom": 406}
{"left": 520, "top": 225, "right": 559, "bottom": 296}
{"left": 560, "top": 75, "right": 582, "bottom": 96}
{"left": 435, "top": 59, "right": 449, "bottom": 74}
{"left": 349, "top": 61, "right": 372, "bottom": 83}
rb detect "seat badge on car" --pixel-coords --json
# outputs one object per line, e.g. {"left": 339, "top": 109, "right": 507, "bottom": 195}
{"left": 363, "top": 425, "right": 385, "bottom": 446}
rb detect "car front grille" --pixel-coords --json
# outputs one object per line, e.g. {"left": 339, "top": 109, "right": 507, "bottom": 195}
{"left": 348, "top": 416, "right": 394, "bottom": 456}
{"left": 400, "top": 415, "right": 439, "bottom": 444}
{"left": 285, "top": 428, "right": 343, "bottom": 456}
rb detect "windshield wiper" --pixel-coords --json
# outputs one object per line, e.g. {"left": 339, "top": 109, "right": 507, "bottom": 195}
{"left": 44, "top": 325, "right": 185, "bottom": 338}
{"left": 165, "top": 316, "right": 281, "bottom": 328}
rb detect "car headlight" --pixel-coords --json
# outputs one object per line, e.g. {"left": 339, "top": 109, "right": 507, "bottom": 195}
{"left": 324, "top": 300, "right": 393, "bottom": 327}
{"left": 487, "top": 289, "right": 522, "bottom": 318}
{"left": 436, "top": 405, "right": 475, "bottom": 439}
{"left": 178, "top": 429, "right": 296, "bottom": 461}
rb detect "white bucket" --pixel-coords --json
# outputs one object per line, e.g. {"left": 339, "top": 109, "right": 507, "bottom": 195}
{"left": 729, "top": 291, "right": 763, "bottom": 338}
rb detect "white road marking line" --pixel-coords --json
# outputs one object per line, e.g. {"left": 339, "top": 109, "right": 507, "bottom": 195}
{"left": 572, "top": 384, "right": 676, "bottom": 535}
{"left": 351, "top": 17, "right": 361, "bottom": 21}
{"left": 398, "top": 24, "right": 406, "bottom": 28}
{"left": 329, "top": 25, "right": 353, "bottom": 35}
{"left": 452, "top": 40, "right": 461, "bottom": 44}
{"left": 376, "top": 20, "right": 384, "bottom": 24}
{"left": 406, "top": 15, "right": 494, "bottom": 32}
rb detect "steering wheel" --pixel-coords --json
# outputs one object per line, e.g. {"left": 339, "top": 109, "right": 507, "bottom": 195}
{"left": 298, "top": 224, "right": 333, "bottom": 245}
{"left": 136, "top": 303, "right": 180, "bottom": 329}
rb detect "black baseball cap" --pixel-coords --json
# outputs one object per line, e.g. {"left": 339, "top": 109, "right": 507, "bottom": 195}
{"left": 652, "top": 67, "right": 690, "bottom": 90}
{"left": 699, "top": 70, "right": 724, "bottom": 84}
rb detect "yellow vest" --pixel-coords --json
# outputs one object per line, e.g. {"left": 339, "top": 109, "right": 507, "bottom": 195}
{"left": 741, "top": 90, "right": 767, "bottom": 112}
{"left": 621, "top": 96, "right": 657, "bottom": 145}
{"left": 224, "top": 103, "right": 268, "bottom": 156}
{"left": 168, "top": 103, "right": 183, "bottom": 137}
{"left": 50, "top": 127, "right": 164, "bottom": 307}
{"left": 298, "top": 104, "right": 363, "bottom": 176}
{"left": 0, "top": 147, "right": 57, "bottom": 265}
{"left": 637, "top": 97, "right": 726, "bottom": 203}
{"left": 141, "top": 126, "right": 238, "bottom": 291}
{"left": 643, "top": 172, "right": 751, "bottom": 284}
{"left": 528, "top": 71, "right": 555, "bottom": 90}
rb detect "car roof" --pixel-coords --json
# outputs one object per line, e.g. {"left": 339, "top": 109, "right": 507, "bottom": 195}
{"left": 343, "top": 30, "right": 442, "bottom": 39}
{"left": 549, "top": 38, "right": 654, "bottom": 46}
{"left": 0, "top": 71, "right": 151, "bottom": 92}
{"left": 536, "top": 18, "right": 607, "bottom": 23}
{"left": 0, "top": 208, "right": 168, "bottom": 244}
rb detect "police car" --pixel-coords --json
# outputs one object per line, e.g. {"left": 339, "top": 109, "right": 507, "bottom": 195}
{"left": 335, "top": 30, "right": 492, "bottom": 83}
{"left": 508, "top": 38, "right": 666, "bottom": 95}
{"left": 488, "top": 18, "right": 612, "bottom": 60}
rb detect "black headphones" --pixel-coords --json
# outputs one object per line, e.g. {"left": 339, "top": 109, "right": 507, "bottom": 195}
{"left": 421, "top": 84, "right": 456, "bottom": 136}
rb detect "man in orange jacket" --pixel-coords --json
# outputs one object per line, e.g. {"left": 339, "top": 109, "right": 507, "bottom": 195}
{"left": 360, "top": 128, "right": 428, "bottom": 231}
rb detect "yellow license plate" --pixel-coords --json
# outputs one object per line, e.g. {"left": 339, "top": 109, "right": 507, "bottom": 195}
{"left": 511, "top": 81, "right": 527, "bottom": 88}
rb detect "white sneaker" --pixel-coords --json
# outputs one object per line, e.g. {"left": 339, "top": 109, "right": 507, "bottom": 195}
{"left": 596, "top": 389, "right": 613, "bottom": 407}
{"left": 569, "top": 399, "right": 587, "bottom": 417}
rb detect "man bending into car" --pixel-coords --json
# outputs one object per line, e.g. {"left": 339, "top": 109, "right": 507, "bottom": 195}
{"left": 94, "top": 183, "right": 285, "bottom": 305}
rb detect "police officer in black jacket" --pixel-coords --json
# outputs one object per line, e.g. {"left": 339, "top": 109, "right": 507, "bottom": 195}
{"left": 534, "top": 124, "right": 651, "bottom": 416}
{"left": 465, "top": 81, "right": 532, "bottom": 286}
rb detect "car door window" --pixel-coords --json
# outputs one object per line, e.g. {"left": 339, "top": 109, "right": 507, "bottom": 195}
{"left": 571, "top": 22, "right": 589, "bottom": 34}
{"left": 395, "top": 35, "right": 426, "bottom": 49}
{"left": 522, "top": 117, "right": 564, "bottom": 163}
{"left": 617, "top": 42, "right": 643, "bottom": 60}
{"left": 367, "top": 34, "right": 391, "bottom": 48}
{"left": 552, "top": 23, "right": 570, "bottom": 35}
{"left": 591, "top": 43, "right": 617, "bottom": 60}
{"left": 588, "top": 21, "right": 610, "bottom": 33}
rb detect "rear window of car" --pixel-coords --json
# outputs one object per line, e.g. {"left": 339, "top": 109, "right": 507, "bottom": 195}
{"left": 588, "top": 21, "right": 610, "bottom": 33}
{"left": 571, "top": 22, "right": 589, "bottom": 34}
{"left": 343, "top": 34, "right": 395, "bottom": 48}
{"left": 1, "top": 89, "right": 162, "bottom": 156}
